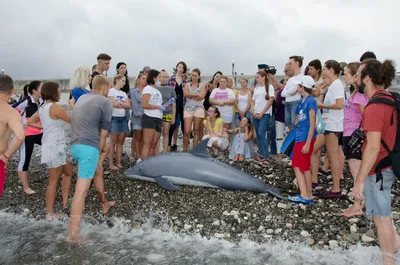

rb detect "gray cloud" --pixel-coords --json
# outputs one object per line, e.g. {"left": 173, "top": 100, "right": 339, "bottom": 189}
{"left": 0, "top": 0, "right": 399, "bottom": 80}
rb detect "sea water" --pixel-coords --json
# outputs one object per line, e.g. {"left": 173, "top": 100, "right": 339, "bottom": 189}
{"left": 0, "top": 211, "right": 392, "bottom": 265}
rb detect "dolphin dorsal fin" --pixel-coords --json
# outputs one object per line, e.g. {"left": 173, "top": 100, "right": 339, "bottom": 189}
{"left": 190, "top": 138, "right": 210, "bottom": 157}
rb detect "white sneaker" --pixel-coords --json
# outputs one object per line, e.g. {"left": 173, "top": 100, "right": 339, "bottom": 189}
{"left": 136, "top": 158, "right": 142, "bottom": 163}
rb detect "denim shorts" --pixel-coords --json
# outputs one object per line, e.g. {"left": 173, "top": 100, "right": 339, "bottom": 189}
{"left": 364, "top": 169, "right": 397, "bottom": 217}
{"left": 110, "top": 116, "right": 128, "bottom": 134}
{"left": 70, "top": 144, "right": 100, "bottom": 180}
{"left": 284, "top": 101, "right": 299, "bottom": 128}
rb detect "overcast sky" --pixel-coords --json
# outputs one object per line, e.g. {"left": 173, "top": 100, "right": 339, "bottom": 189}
{"left": 0, "top": 0, "right": 399, "bottom": 80}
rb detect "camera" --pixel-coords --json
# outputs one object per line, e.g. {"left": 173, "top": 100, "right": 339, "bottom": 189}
{"left": 348, "top": 128, "right": 366, "bottom": 154}
{"left": 264, "top": 65, "right": 277, "bottom": 75}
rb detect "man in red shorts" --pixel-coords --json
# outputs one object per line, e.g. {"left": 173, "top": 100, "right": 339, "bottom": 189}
{"left": 0, "top": 74, "right": 26, "bottom": 197}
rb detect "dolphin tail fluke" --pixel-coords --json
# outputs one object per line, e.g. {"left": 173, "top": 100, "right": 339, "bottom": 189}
{"left": 155, "top": 176, "right": 181, "bottom": 191}
{"left": 190, "top": 139, "right": 210, "bottom": 158}
{"left": 265, "top": 186, "right": 285, "bottom": 200}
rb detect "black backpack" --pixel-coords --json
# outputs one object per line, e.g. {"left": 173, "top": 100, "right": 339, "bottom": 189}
{"left": 367, "top": 91, "right": 400, "bottom": 189}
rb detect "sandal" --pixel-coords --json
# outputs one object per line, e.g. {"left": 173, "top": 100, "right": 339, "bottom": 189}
{"left": 288, "top": 194, "right": 313, "bottom": 204}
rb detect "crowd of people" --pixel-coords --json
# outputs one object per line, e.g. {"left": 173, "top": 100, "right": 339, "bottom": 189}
{"left": 0, "top": 50, "right": 399, "bottom": 264}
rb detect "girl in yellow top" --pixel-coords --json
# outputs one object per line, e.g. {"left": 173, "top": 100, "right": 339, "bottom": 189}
{"left": 202, "top": 106, "right": 229, "bottom": 159}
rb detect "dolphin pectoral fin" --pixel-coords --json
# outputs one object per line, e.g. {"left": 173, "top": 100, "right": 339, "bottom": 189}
{"left": 190, "top": 139, "right": 210, "bottom": 158}
{"left": 265, "top": 186, "right": 285, "bottom": 200}
{"left": 155, "top": 176, "right": 181, "bottom": 191}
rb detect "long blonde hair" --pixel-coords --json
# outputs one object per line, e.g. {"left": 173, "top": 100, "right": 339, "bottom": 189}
{"left": 70, "top": 66, "right": 90, "bottom": 89}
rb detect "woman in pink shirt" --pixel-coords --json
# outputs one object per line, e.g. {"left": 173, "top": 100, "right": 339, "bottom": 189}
{"left": 341, "top": 62, "right": 368, "bottom": 217}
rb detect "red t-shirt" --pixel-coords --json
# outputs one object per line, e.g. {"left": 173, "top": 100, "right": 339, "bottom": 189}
{"left": 361, "top": 90, "right": 397, "bottom": 176}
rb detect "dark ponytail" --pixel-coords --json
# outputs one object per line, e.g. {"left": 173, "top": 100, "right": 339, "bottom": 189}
{"left": 361, "top": 59, "right": 396, "bottom": 88}
{"left": 23, "top": 84, "right": 29, "bottom": 97}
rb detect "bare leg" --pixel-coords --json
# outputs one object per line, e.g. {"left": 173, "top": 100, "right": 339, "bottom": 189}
{"left": 46, "top": 166, "right": 64, "bottom": 219}
{"left": 293, "top": 168, "right": 310, "bottom": 199}
{"left": 134, "top": 130, "right": 142, "bottom": 160}
{"left": 163, "top": 122, "right": 171, "bottom": 153}
{"left": 109, "top": 134, "right": 118, "bottom": 170}
{"left": 183, "top": 117, "right": 193, "bottom": 152}
{"left": 131, "top": 131, "right": 136, "bottom": 160}
{"left": 173, "top": 126, "right": 179, "bottom": 147}
{"left": 325, "top": 133, "right": 342, "bottom": 193}
{"left": 18, "top": 171, "right": 36, "bottom": 194}
{"left": 116, "top": 132, "right": 125, "bottom": 168}
{"left": 65, "top": 178, "right": 92, "bottom": 244}
{"left": 311, "top": 134, "right": 325, "bottom": 184}
{"left": 342, "top": 158, "right": 363, "bottom": 217}
{"left": 61, "top": 163, "right": 73, "bottom": 209}
{"left": 142, "top": 129, "right": 156, "bottom": 160}
{"left": 212, "top": 141, "right": 223, "bottom": 159}
{"left": 93, "top": 162, "right": 116, "bottom": 215}
{"left": 322, "top": 151, "right": 330, "bottom": 172}
{"left": 374, "top": 216, "right": 399, "bottom": 265}
{"left": 223, "top": 123, "right": 231, "bottom": 142}
{"left": 339, "top": 147, "right": 345, "bottom": 179}
{"left": 193, "top": 117, "right": 203, "bottom": 147}
{"left": 151, "top": 130, "right": 162, "bottom": 158}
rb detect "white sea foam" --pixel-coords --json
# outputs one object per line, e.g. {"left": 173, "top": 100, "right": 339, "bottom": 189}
{"left": 0, "top": 211, "right": 396, "bottom": 265}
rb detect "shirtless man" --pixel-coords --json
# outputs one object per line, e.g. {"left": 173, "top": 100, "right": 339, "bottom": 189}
{"left": 66, "top": 75, "right": 115, "bottom": 244}
{"left": 0, "top": 74, "right": 26, "bottom": 197}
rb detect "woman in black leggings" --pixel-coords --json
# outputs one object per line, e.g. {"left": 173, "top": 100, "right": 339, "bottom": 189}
{"left": 15, "top": 81, "right": 43, "bottom": 194}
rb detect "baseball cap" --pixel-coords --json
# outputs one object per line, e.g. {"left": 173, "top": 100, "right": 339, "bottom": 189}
{"left": 257, "top": 64, "right": 268, "bottom": 69}
{"left": 294, "top": 75, "right": 316, "bottom": 90}
{"left": 142, "top": 66, "right": 151, "bottom": 73}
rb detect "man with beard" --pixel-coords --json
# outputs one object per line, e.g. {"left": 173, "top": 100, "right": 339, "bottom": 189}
{"left": 353, "top": 59, "right": 399, "bottom": 265}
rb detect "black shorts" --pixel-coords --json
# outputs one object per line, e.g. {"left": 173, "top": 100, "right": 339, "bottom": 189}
{"left": 343, "top": 136, "right": 362, "bottom": 160}
{"left": 324, "top": 130, "right": 343, "bottom": 146}
{"left": 141, "top": 114, "right": 162, "bottom": 133}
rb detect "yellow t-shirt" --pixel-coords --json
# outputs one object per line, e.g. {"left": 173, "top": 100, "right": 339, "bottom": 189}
{"left": 203, "top": 118, "right": 224, "bottom": 134}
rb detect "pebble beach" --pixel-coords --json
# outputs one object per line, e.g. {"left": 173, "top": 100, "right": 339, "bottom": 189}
{"left": 1, "top": 133, "right": 400, "bottom": 253}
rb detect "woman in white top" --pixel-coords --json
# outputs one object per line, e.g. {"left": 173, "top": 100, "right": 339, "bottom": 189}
{"left": 251, "top": 71, "right": 275, "bottom": 165}
{"left": 108, "top": 74, "right": 131, "bottom": 170}
{"left": 234, "top": 78, "right": 252, "bottom": 127}
{"left": 141, "top": 69, "right": 165, "bottom": 160}
{"left": 312, "top": 60, "right": 345, "bottom": 199}
{"left": 183, "top": 68, "right": 206, "bottom": 152}
{"left": 28, "top": 81, "right": 72, "bottom": 220}
{"left": 209, "top": 76, "right": 236, "bottom": 130}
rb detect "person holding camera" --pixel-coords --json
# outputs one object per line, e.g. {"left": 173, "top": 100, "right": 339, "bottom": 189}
{"left": 352, "top": 59, "right": 399, "bottom": 265}
{"left": 280, "top": 56, "right": 305, "bottom": 130}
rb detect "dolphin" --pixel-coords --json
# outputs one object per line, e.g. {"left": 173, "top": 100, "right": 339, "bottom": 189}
{"left": 124, "top": 139, "right": 283, "bottom": 199}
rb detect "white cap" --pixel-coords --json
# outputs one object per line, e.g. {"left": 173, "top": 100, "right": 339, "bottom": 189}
{"left": 294, "top": 75, "right": 316, "bottom": 90}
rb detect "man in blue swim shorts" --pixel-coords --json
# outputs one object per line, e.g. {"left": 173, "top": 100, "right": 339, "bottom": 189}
{"left": 66, "top": 75, "right": 114, "bottom": 244}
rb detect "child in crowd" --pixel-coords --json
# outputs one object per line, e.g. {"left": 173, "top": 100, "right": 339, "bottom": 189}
{"left": 288, "top": 76, "right": 317, "bottom": 204}
{"left": 158, "top": 70, "right": 176, "bottom": 153}
{"left": 227, "top": 117, "right": 254, "bottom": 161}
{"left": 202, "top": 106, "right": 229, "bottom": 159}
{"left": 108, "top": 74, "right": 130, "bottom": 170}
{"left": 209, "top": 76, "right": 236, "bottom": 131}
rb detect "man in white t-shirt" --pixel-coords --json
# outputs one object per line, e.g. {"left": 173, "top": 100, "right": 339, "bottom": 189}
{"left": 281, "top": 56, "right": 305, "bottom": 130}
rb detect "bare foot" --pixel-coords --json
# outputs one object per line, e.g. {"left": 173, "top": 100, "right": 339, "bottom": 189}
{"left": 129, "top": 157, "right": 135, "bottom": 162}
{"left": 117, "top": 164, "right": 123, "bottom": 169}
{"left": 23, "top": 188, "right": 36, "bottom": 195}
{"left": 102, "top": 201, "right": 116, "bottom": 215}
{"left": 233, "top": 155, "right": 238, "bottom": 161}
{"left": 109, "top": 165, "right": 119, "bottom": 170}
{"left": 238, "top": 155, "right": 244, "bottom": 161}
{"left": 46, "top": 213, "right": 63, "bottom": 221}
{"left": 341, "top": 205, "right": 364, "bottom": 218}
{"left": 65, "top": 235, "right": 88, "bottom": 245}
